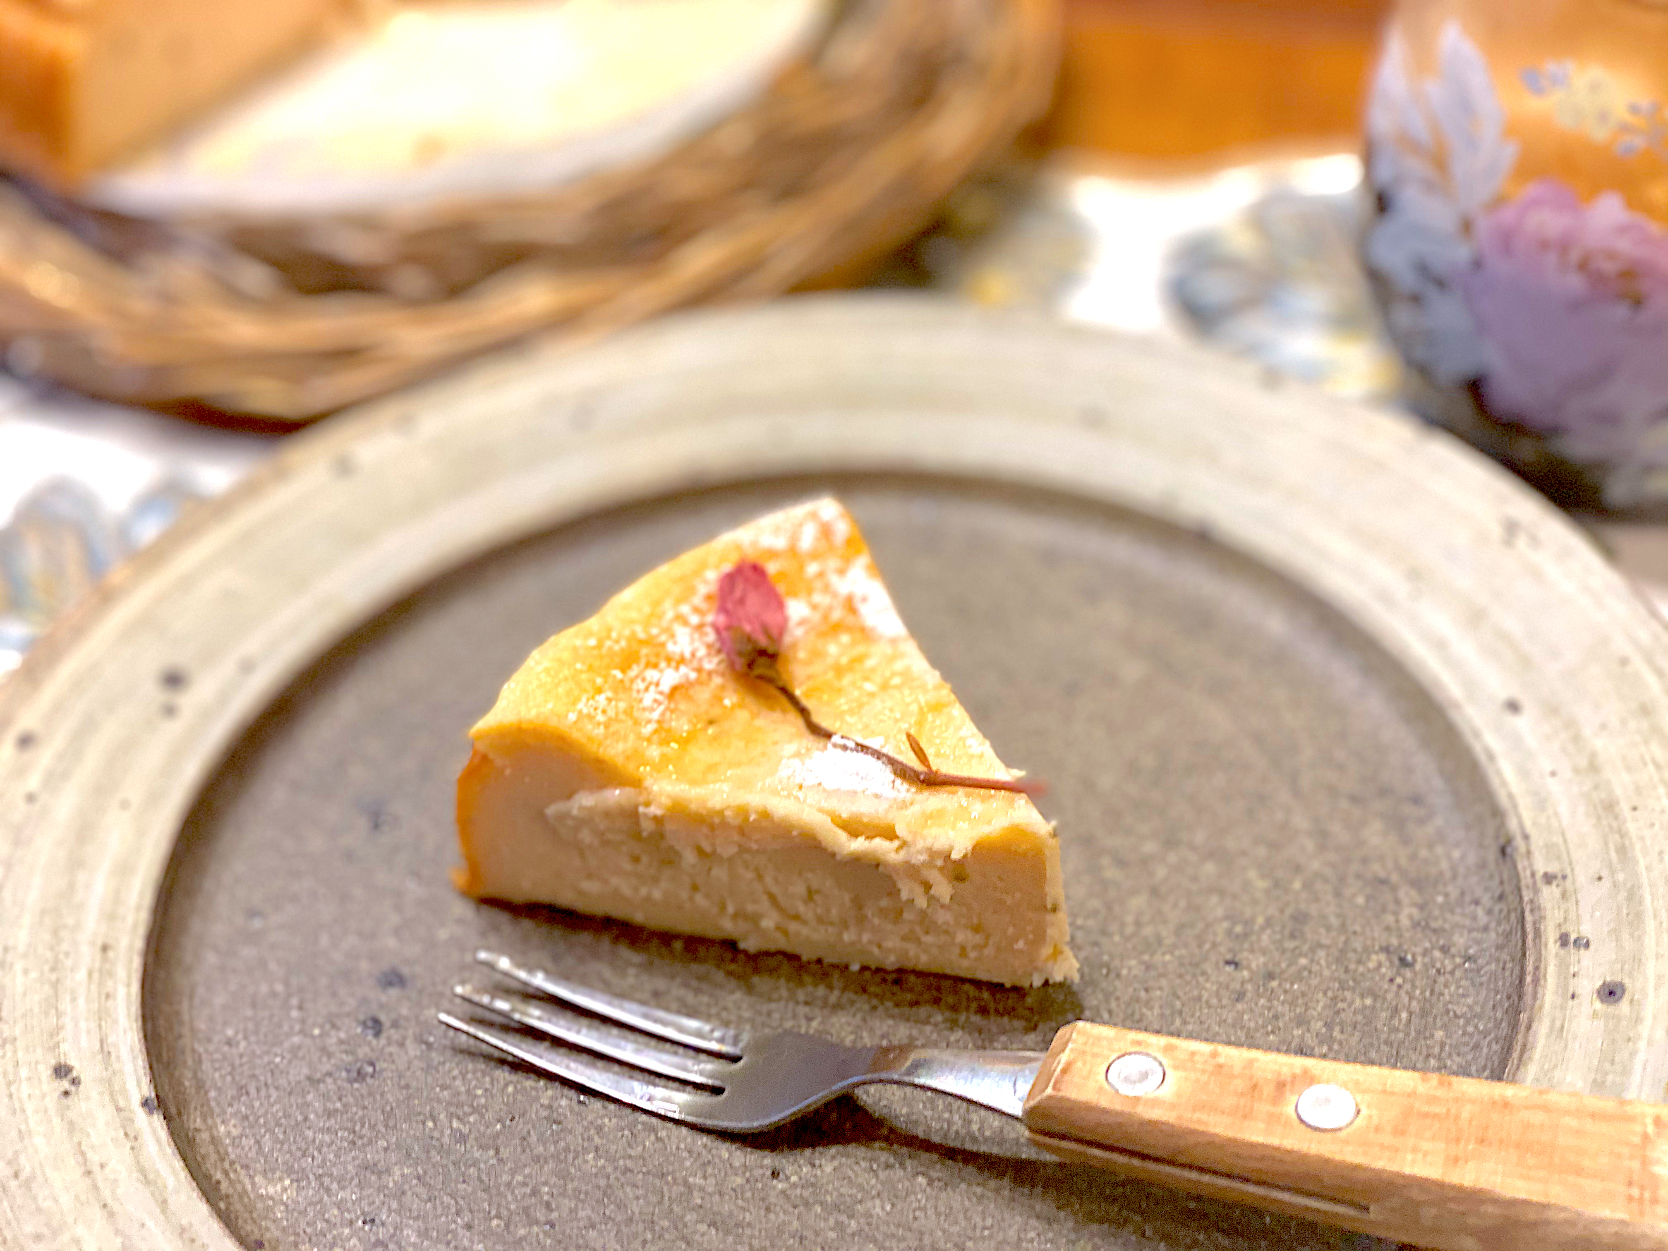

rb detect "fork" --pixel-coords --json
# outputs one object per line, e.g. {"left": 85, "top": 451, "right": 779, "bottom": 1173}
{"left": 439, "top": 951, "right": 1668, "bottom": 1251}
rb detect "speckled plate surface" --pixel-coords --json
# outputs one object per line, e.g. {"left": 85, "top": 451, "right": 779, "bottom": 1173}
{"left": 3, "top": 296, "right": 1666, "bottom": 1251}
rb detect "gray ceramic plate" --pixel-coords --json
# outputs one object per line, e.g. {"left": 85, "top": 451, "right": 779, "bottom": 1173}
{"left": 3, "top": 296, "right": 1666, "bottom": 1251}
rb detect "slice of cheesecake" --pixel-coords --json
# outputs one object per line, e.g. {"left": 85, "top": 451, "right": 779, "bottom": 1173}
{"left": 455, "top": 498, "right": 1077, "bottom": 986}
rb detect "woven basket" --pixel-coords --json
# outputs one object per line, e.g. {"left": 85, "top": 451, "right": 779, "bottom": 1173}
{"left": 0, "top": 0, "right": 1058, "bottom": 424}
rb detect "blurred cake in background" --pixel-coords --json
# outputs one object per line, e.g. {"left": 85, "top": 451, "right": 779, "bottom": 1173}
{"left": 0, "top": 0, "right": 826, "bottom": 210}
{"left": 0, "top": 0, "right": 358, "bottom": 186}
{"left": 87, "top": 0, "right": 828, "bottom": 214}
{"left": 0, "top": 0, "right": 1054, "bottom": 419}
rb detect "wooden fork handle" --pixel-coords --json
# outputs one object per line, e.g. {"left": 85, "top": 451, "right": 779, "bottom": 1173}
{"left": 1022, "top": 1021, "right": 1668, "bottom": 1250}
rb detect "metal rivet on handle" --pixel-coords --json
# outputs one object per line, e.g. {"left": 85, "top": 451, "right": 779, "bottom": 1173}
{"left": 1105, "top": 1052, "right": 1166, "bottom": 1097}
{"left": 1295, "top": 1083, "right": 1359, "bottom": 1131}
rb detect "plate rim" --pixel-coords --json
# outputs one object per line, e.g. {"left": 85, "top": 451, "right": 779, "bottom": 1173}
{"left": 1, "top": 293, "right": 1664, "bottom": 1248}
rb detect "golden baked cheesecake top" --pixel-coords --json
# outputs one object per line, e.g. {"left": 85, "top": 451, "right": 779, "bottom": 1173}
{"left": 468, "top": 496, "right": 1050, "bottom": 855}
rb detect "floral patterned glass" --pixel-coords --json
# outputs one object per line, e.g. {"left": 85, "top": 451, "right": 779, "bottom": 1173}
{"left": 1364, "top": 0, "right": 1668, "bottom": 512}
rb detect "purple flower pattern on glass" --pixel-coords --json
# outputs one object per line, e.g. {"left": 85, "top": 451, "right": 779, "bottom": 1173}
{"left": 1366, "top": 21, "right": 1668, "bottom": 505}
{"left": 1461, "top": 180, "right": 1668, "bottom": 466}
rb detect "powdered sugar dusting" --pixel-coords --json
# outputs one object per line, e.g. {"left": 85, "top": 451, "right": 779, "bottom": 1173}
{"left": 741, "top": 502, "right": 907, "bottom": 643}
{"left": 778, "top": 553, "right": 908, "bottom": 641}
{"left": 830, "top": 554, "right": 906, "bottom": 639}
{"left": 564, "top": 499, "right": 901, "bottom": 733}
{"left": 736, "top": 497, "right": 853, "bottom": 555}
{"left": 568, "top": 690, "right": 614, "bottom": 722}
{"left": 777, "top": 737, "right": 912, "bottom": 800}
{"left": 783, "top": 595, "right": 814, "bottom": 637}
{"left": 631, "top": 663, "right": 691, "bottom": 723}
{"left": 558, "top": 569, "right": 721, "bottom": 730}
{"left": 635, "top": 570, "right": 724, "bottom": 725}
{"left": 796, "top": 503, "right": 848, "bottom": 553}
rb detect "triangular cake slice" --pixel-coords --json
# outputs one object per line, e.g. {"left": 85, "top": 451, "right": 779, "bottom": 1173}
{"left": 455, "top": 498, "right": 1077, "bottom": 986}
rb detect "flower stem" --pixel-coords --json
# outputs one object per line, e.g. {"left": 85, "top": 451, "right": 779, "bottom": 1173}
{"left": 755, "top": 669, "right": 1041, "bottom": 796}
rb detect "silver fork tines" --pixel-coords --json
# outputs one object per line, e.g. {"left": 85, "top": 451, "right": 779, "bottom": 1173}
{"left": 436, "top": 1011, "right": 718, "bottom": 1123}
{"left": 450, "top": 984, "right": 733, "bottom": 1089}
{"left": 439, "top": 950, "right": 1047, "bottom": 1133}
{"left": 474, "top": 949, "right": 747, "bottom": 1057}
